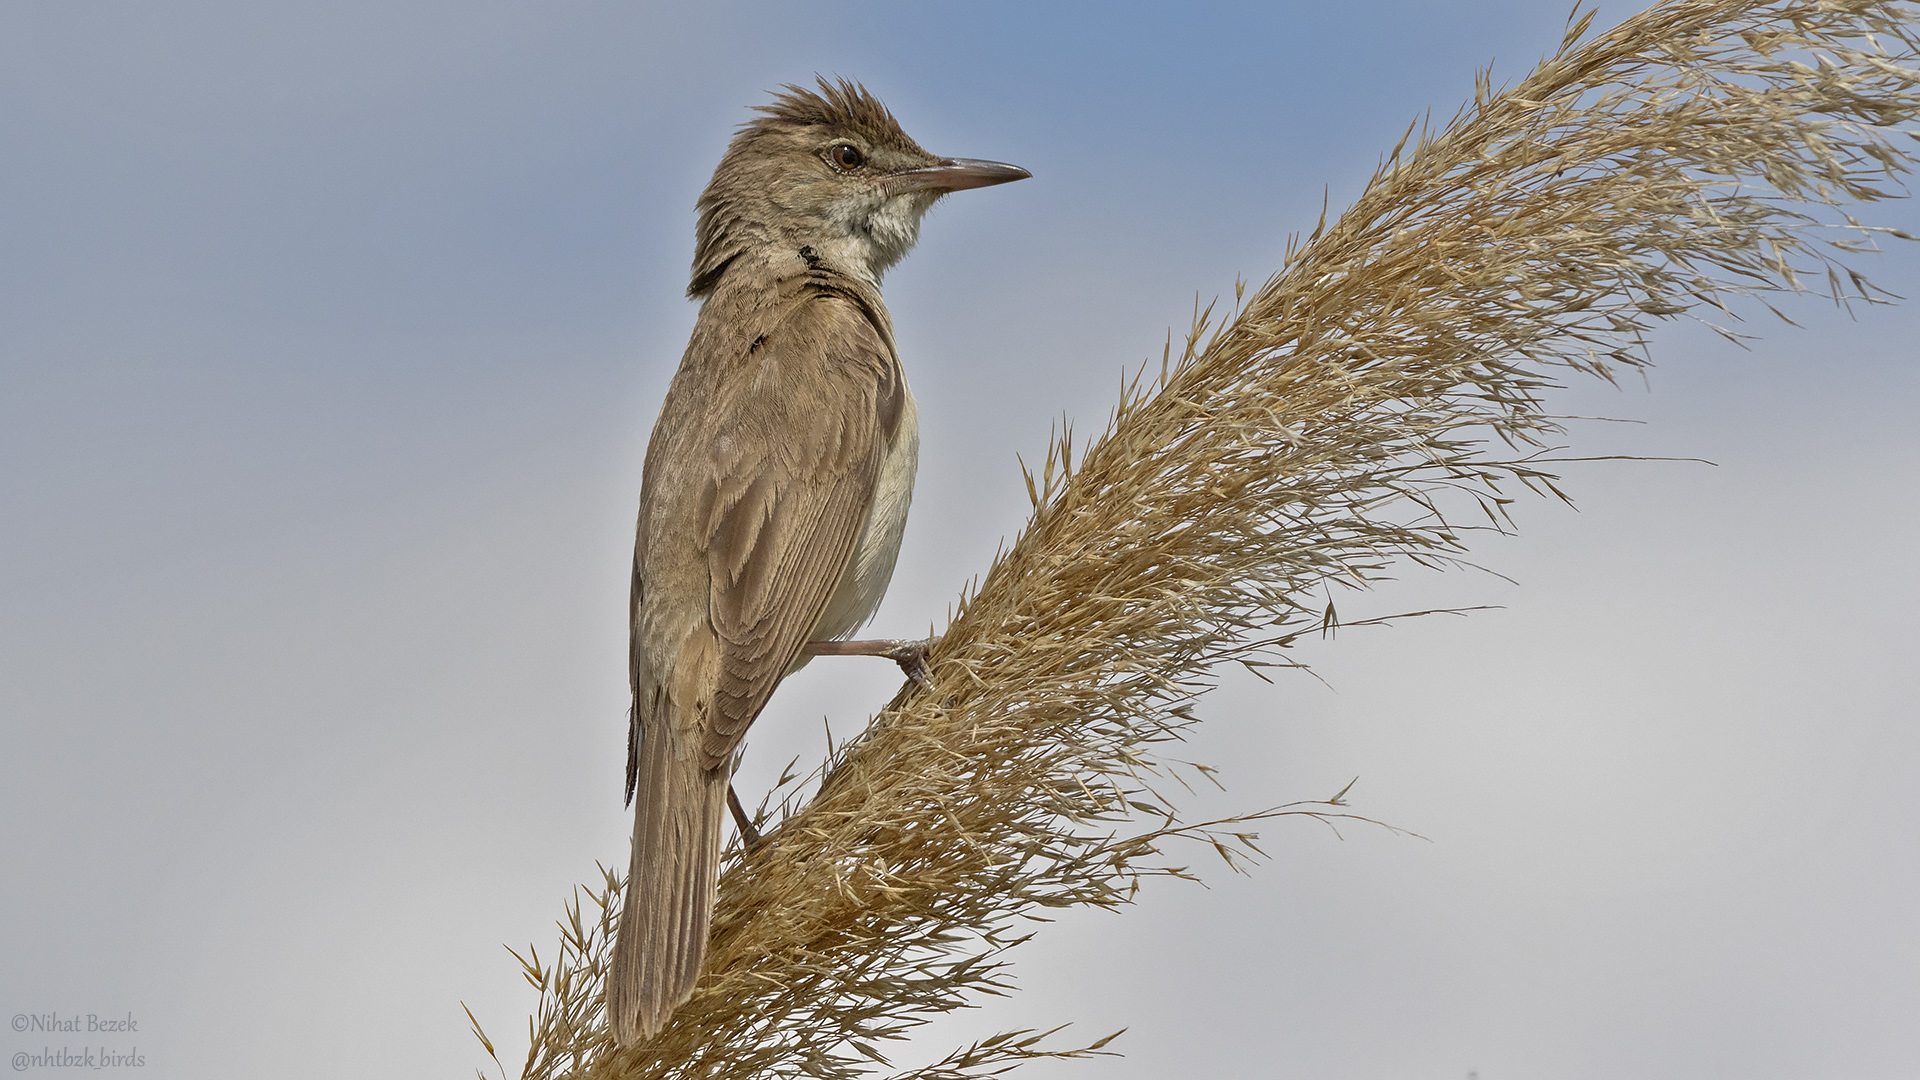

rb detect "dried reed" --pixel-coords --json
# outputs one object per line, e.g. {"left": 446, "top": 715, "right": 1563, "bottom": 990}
{"left": 483, "top": 1, "right": 1919, "bottom": 1076}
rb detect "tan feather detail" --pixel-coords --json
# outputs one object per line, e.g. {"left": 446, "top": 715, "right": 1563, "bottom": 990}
{"left": 607, "top": 627, "right": 728, "bottom": 1044}
{"left": 704, "top": 471, "right": 777, "bottom": 591}
{"left": 695, "top": 296, "right": 892, "bottom": 766}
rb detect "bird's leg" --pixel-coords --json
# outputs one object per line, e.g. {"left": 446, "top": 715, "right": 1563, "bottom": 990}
{"left": 726, "top": 785, "right": 763, "bottom": 848}
{"left": 802, "top": 637, "right": 934, "bottom": 688}
{"left": 726, "top": 641, "right": 933, "bottom": 850}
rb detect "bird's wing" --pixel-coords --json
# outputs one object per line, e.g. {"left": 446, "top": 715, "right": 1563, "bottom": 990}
{"left": 632, "top": 287, "right": 905, "bottom": 776}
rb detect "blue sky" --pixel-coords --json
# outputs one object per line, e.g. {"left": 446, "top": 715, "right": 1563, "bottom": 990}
{"left": 3, "top": 3, "right": 1917, "bottom": 1078}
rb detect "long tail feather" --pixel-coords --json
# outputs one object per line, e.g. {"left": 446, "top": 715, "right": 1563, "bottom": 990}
{"left": 607, "top": 721, "right": 728, "bottom": 1045}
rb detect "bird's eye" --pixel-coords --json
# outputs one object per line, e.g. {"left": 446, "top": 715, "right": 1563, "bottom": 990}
{"left": 828, "top": 144, "right": 864, "bottom": 170}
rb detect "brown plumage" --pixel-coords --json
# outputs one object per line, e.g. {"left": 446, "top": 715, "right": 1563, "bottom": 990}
{"left": 608, "top": 78, "right": 1028, "bottom": 1046}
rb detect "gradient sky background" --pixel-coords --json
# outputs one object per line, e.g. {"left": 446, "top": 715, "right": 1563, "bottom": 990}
{"left": 4, "top": 2, "right": 1917, "bottom": 1078}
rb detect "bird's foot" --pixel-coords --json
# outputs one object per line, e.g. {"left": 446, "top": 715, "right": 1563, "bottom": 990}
{"left": 727, "top": 785, "right": 765, "bottom": 849}
{"left": 883, "top": 639, "right": 933, "bottom": 688}
{"left": 803, "top": 637, "right": 934, "bottom": 689}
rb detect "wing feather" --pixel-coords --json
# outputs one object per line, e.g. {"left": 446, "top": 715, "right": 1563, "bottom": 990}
{"left": 696, "top": 297, "right": 894, "bottom": 766}
{"left": 629, "top": 287, "right": 898, "bottom": 773}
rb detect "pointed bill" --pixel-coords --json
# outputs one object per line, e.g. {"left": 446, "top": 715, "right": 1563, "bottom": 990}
{"left": 885, "top": 157, "right": 1032, "bottom": 194}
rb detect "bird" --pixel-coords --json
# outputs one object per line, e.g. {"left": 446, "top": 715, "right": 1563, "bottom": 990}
{"left": 607, "top": 78, "right": 1029, "bottom": 1046}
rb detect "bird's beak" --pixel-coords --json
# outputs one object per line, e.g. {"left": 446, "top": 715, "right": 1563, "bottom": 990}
{"left": 885, "top": 157, "right": 1032, "bottom": 194}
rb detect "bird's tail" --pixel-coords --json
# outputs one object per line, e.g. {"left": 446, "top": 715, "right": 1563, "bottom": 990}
{"left": 607, "top": 724, "right": 729, "bottom": 1045}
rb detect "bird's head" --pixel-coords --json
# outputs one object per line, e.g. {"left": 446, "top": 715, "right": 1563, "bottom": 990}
{"left": 689, "top": 78, "right": 1029, "bottom": 296}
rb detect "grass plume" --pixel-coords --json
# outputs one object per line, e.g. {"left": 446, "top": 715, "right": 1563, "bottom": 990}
{"left": 488, "top": 1, "right": 1920, "bottom": 1076}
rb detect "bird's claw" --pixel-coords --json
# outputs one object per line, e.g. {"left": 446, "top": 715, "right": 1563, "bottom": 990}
{"left": 884, "top": 639, "right": 934, "bottom": 689}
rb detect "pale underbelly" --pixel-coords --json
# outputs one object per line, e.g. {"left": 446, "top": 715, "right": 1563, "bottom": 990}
{"left": 808, "top": 390, "right": 919, "bottom": 647}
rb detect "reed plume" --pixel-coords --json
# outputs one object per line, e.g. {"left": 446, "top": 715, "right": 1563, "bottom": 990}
{"left": 480, "top": 1, "right": 1920, "bottom": 1076}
